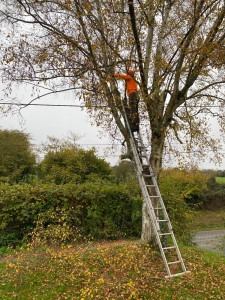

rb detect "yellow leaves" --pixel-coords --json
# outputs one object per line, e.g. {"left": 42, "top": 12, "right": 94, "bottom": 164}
{"left": 98, "top": 277, "right": 104, "bottom": 284}
{"left": 127, "top": 280, "right": 135, "bottom": 287}
{"left": 80, "top": 287, "right": 94, "bottom": 299}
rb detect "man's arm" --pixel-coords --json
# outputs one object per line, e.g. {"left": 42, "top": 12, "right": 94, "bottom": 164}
{"left": 114, "top": 74, "right": 129, "bottom": 80}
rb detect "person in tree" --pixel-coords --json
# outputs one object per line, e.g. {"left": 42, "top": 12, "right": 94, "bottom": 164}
{"left": 113, "top": 70, "right": 139, "bottom": 133}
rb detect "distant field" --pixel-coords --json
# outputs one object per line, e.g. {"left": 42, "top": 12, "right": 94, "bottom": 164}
{"left": 215, "top": 177, "right": 225, "bottom": 184}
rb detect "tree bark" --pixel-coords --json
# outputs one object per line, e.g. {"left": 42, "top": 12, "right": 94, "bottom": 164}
{"left": 141, "top": 199, "right": 153, "bottom": 241}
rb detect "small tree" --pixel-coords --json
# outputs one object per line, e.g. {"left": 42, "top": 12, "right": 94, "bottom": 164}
{"left": 38, "top": 136, "right": 111, "bottom": 184}
{"left": 112, "top": 160, "right": 136, "bottom": 184}
{"left": 0, "top": 129, "right": 36, "bottom": 183}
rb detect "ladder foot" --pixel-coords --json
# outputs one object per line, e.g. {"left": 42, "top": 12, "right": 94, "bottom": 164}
{"left": 165, "top": 271, "right": 191, "bottom": 279}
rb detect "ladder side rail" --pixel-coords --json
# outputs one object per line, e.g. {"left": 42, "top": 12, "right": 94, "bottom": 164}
{"left": 169, "top": 231, "right": 188, "bottom": 273}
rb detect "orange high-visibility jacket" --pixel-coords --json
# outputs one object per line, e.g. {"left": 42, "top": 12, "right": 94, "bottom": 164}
{"left": 114, "top": 74, "right": 137, "bottom": 95}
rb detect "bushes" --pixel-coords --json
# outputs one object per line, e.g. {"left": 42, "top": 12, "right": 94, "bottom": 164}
{"left": 0, "top": 181, "right": 142, "bottom": 247}
{"left": 160, "top": 169, "right": 208, "bottom": 208}
{"left": 202, "top": 177, "right": 225, "bottom": 209}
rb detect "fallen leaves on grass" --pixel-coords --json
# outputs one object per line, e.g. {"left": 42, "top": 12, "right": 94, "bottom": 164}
{"left": 0, "top": 241, "right": 225, "bottom": 299}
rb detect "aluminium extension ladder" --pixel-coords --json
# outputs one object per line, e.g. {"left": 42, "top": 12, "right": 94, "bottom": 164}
{"left": 123, "top": 119, "right": 190, "bottom": 277}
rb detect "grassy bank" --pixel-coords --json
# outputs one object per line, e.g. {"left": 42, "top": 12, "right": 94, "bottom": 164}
{"left": 0, "top": 241, "right": 225, "bottom": 299}
{"left": 190, "top": 210, "right": 225, "bottom": 231}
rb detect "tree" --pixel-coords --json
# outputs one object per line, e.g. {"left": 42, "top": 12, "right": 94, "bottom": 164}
{"left": 38, "top": 136, "right": 111, "bottom": 184}
{"left": 0, "top": 129, "right": 36, "bottom": 182}
{"left": 0, "top": 0, "right": 224, "bottom": 240}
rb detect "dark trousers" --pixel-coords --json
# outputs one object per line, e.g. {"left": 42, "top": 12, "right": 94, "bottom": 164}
{"left": 127, "top": 92, "right": 139, "bottom": 132}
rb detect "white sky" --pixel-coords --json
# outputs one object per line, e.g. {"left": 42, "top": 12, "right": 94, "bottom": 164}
{"left": 0, "top": 83, "right": 224, "bottom": 169}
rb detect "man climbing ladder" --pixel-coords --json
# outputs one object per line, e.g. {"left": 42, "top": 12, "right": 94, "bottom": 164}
{"left": 113, "top": 70, "right": 139, "bottom": 133}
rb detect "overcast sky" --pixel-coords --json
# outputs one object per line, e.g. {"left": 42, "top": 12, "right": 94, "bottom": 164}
{"left": 0, "top": 83, "right": 225, "bottom": 170}
{"left": 0, "top": 83, "right": 123, "bottom": 166}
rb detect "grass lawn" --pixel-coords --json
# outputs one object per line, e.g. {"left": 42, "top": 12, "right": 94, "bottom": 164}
{"left": 215, "top": 177, "right": 225, "bottom": 184}
{"left": 0, "top": 241, "right": 225, "bottom": 299}
{"left": 190, "top": 210, "right": 225, "bottom": 231}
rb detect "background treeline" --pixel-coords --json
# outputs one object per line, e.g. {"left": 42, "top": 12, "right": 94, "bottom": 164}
{"left": 0, "top": 129, "right": 224, "bottom": 248}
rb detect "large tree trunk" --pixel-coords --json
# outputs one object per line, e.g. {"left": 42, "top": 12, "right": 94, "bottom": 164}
{"left": 141, "top": 200, "right": 154, "bottom": 241}
{"left": 141, "top": 132, "right": 165, "bottom": 242}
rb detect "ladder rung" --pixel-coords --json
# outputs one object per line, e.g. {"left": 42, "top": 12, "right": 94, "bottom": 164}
{"left": 158, "top": 233, "right": 172, "bottom": 236}
{"left": 157, "top": 219, "right": 168, "bottom": 222}
{"left": 146, "top": 185, "right": 156, "bottom": 187}
{"left": 163, "top": 246, "right": 176, "bottom": 250}
{"left": 168, "top": 260, "right": 181, "bottom": 265}
{"left": 154, "top": 207, "right": 163, "bottom": 210}
{"left": 149, "top": 196, "right": 160, "bottom": 198}
{"left": 143, "top": 174, "right": 152, "bottom": 178}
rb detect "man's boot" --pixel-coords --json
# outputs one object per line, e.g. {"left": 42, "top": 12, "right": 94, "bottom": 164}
{"left": 120, "top": 152, "right": 133, "bottom": 160}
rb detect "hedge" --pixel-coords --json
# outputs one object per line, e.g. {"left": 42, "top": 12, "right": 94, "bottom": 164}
{"left": 0, "top": 182, "right": 142, "bottom": 246}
